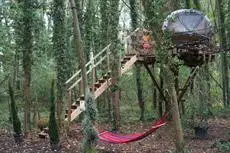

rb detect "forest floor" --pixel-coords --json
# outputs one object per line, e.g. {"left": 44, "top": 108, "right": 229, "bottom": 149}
{"left": 0, "top": 118, "right": 230, "bottom": 153}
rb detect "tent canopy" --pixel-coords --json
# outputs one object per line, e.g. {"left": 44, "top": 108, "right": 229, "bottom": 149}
{"left": 162, "top": 9, "right": 213, "bottom": 39}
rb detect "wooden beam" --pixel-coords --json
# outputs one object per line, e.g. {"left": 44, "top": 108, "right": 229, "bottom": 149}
{"left": 121, "top": 55, "right": 137, "bottom": 74}
{"left": 144, "top": 64, "right": 168, "bottom": 103}
{"left": 177, "top": 66, "right": 199, "bottom": 103}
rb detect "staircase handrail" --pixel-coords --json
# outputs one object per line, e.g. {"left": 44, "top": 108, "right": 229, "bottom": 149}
{"left": 66, "top": 43, "right": 111, "bottom": 90}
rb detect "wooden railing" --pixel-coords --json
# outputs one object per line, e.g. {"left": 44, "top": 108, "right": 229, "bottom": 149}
{"left": 65, "top": 44, "right": 111, "bottom": 92}
{"left": 64, "top": 28, "right": 141, "bottom": 122}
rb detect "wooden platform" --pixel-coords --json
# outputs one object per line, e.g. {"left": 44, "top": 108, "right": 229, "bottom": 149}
{"left": 171, "top": 44, "right": 215, "bottom": 67}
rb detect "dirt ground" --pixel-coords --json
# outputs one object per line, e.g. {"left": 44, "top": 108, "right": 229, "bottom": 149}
{"left": 0, "top": 118, "right": 230, "bottom": 153}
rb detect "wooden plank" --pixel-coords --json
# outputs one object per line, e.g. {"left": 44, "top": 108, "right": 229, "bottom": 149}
{"left": 95, "top": 55, "right": 107, "bottom": 67}
{"left": 94, "top": 78, "right": 112, "bottom": 99}
{"left": 121, "top": 55, "right": 137, "bottom": 75}
{"left": 64, "top": 107, "right": 82, "bottom": 121}
{"left": 67, "top": 67, "right": 94, "bottom": 90}
{"left": 94, "top": 44, "right": 111, "bottom": 60}
{"left": 65, "top": 69, "right": 81, "bottom": 84}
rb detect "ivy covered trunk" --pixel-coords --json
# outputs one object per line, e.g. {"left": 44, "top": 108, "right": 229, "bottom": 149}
{"left": 9, "top": 81, "right": 23, "bottom": 143}
{"left": 216, "top": 0, "right": 230, "bottom": 106}
{"left": 109, "top": 0, "right": 121, "bottom": 130}
{"left": 129, "top": 0, "right": 145, "bottom": 121}
{"left": 82, "top": 93, "right": 99, "bottom": 153}
{"left": 22, "top": 0, "right": 34, "bottom": 133}
{"left": 163, "top": 63, "right": 185, "bottom": 152}
{"left": 135, "top": 64, "right": 145, "bottom": 121}
{"left": 69, "top": 0, "right": 98, "bottom": 152}
{"left": 53, "top": 0, "right": 67, "bottom": 130}
{"left": 48, "top": 80, "right": 60, "bottom": 151}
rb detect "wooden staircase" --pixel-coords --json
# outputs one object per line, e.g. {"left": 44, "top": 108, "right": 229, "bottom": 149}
{"left": 64, "top": 53, "right": 138, "bottom": 122}
{"left": 38, "top": 28, "right": 155, "bottom": 138}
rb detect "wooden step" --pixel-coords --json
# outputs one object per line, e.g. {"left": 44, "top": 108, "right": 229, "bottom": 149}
{"left": 123, "top": 56, "right": 131, "bottom": 60}
{"left": 65, "top": 109, "right": 73, "bottom": 114}
{"left": 103, "top": 75, "right": 110, "bottom": 80}
{"left": 38, "top": 131, "right": 48, "bottom": 139}
{"left": 121, "top": 60, "right": 127, "bottom": 64}
{"left": 89, "top": 87, "right": 97, "bottom": 92}
{"left": 80, "top": 95, "right": 84, "bottom": 100}
{"left": 43, "top": 127, "right": 49, "bottom": 133}
{"left": 71, "top": 104, "right": 78, "bottom": 109}
{"left": 76, "top": 99, "right": 80, "bottom": 105}
{"left": 65, "top": 114, "right": 68, "bottom": 119}
{"left": 94, "top": 82, "right": 101, "bottom": 88}
{"left": 107, "top": 71, "right": 111, "bottom": 76}
{"left": 99, "top": 78, "right": 105, "bottom": 84}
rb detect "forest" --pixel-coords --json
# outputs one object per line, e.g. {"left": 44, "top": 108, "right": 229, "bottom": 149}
{"left": 1, "top": 0, "right": 230, "bottom": 153}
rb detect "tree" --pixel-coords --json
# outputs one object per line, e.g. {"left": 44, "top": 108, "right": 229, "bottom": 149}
{"left": 164, "top": 0, "right": 185, "bottom": 152}
{"left": 22, "top": 0, "right": 34, "bottom": 132}
{"left": 216, "top": 0, "right": 230, "bottom": 106}
{"left": 82, "top": 93, "right": 99, "bottom": 153}
{"left": 69, "top": 0, "right": 98, "bottom": 152}
{"left": 84, "top": 0, "right": 95, "bottom": 61}
{"left": 53, "top": 0, "right": 68, "bottom": 129}
{"left": 48, "top": 80, "right": 60, "bottom": 151}
{"left": 9, "top": 80, "right": 23, "bottom": 143}
{"left": 129, "top": 0, "right": 145, "bottom": 121}
{"left": 108, "top": 0, "right": 121, "bottom": 130}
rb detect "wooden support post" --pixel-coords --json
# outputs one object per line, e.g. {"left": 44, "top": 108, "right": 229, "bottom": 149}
{"left": 90, "top": 51, "right": 95, "bottom": 97}
{"left": 107, "top": 47, "right": 110, "bottom": 72}
{"left": 144, "top": 64, "right": 168, "bottom": 103}
{"left": 177, "top": 66, "right": 199, "bottom": 103}
{"left": 64, "top": 91, "right": 72, "bottom": 135}
{"left": 79, "top": 79, "right": 83, "bottom": 96}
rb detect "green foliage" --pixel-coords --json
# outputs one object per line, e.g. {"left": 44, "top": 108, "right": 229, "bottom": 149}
{"left": 216, "top": 140, "right": 230, "bottom": 153}
{"left": 82, "top": 92, "right": 98, "bottom": 152}
{"left": 48, "top": 80, "right": 59, "bottom": 145}
{"left": 9, "top": 81, "right": 22, "bottom": 134}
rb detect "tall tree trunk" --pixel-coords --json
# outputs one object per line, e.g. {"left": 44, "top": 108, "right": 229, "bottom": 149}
{"left": 165, "top": 0, "right": 185, "bottom": 152}
{"left": 135, "top": 64, "right": 145, "bottom": 121}
{"left": 129, "top": 0, "right": 145, "bottom": 121}
{"left": 100, "top": 0, "right": 109, "bottom": 48}
{"left": 216, "top": 0, "right": 230, "bottom": 106}
{"left": 109, "top": 0, "right": 121, "bottom": 130}
{"left": 164, "top": 65, "right": 184, "bottom": 152}
{"left": 84, "top": 0, "right": 95, "bottom": 61}
{"left": 22, "top": 0, "right": 34, "bottom": 133}
{"left": 69, "top": 0, "right": 98, "bottom": 152}
{"left": 69, "top": 0, "right": 88, "bottom": 94}
{"left": 53, "top": 0, "right": 67, "bottom": 130}
{"left": 158, "top": 68, "right": 164, "bottom": 117}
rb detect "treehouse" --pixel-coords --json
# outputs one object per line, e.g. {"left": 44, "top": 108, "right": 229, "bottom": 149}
{"left": 162, "top": 9, "right": 215, "bottom": 67}
{"left": 126, "top": 28, "right": 156, "bottom": 64}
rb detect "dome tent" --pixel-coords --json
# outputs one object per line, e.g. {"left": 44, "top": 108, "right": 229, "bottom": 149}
{"left": 162, "top": 9, "right": 215, "bottom": 67}
{"left": 162, "top": 9, "right": 213, "bottom": 45}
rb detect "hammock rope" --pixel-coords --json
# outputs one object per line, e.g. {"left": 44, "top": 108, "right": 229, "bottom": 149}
{"left": 99, "top": 112, "right": 169, "bottom": 144}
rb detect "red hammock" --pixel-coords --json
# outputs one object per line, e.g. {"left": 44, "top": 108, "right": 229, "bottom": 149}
{"left": 99, "top": 112, "right": 168, "bottom": 144}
